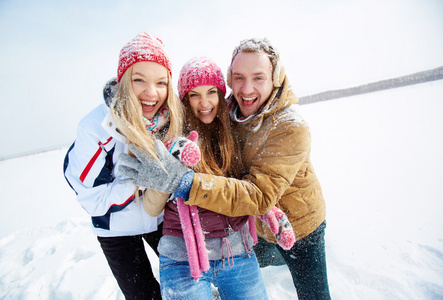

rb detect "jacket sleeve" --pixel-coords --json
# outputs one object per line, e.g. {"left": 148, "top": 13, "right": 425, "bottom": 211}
{"left": 185, "top": 120, "right": 311, "bottom": 217}
{"left": 64, "top": 114, "right": 137, "bottom": 217}
{"left": 143, "top": 189, "right": 170, "bottom": 217}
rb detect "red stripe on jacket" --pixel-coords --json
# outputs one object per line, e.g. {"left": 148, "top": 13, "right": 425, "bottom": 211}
{"left": 79, "top": 137, "right": 113, "bottom": 183}
{"left": 109, "top": 194, "right": 135, "bottom": 211}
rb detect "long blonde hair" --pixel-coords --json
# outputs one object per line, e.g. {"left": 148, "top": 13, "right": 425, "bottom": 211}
{"left": 110, "top": 65, "right": 184, "bottom": 203}
{"left": 110, "top": 65, "right": 184, "bottom": 158}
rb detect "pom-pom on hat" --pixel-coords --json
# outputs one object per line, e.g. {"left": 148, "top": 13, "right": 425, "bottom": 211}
{"left": 117, "top": 32, "right": 171, "bottom": 82}
{"left": 177, "top": 56, "right": 226, "bottom": 101}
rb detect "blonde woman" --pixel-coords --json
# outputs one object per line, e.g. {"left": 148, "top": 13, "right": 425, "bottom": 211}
{"left": 63, "top": 32, "right": 183, "bottom": 299}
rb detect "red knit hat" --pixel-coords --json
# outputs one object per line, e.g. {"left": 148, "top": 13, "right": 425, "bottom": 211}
{"left": 177, "top": 56, "right": 226, "bottom": 101}
{"left": 117, "top": 32, "right": 171, "bottom": 82}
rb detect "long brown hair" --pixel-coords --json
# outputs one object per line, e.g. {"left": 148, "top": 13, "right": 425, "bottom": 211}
{"left": 183, "top": 89, "right": 244, "bottom": 178}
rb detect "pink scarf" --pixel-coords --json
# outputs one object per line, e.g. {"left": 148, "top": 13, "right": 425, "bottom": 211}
{"left": 165, "top": 131, "right": 258, "bottom": 281}
{"left": 164, "top": 132, "right": 209, "bottom": 280}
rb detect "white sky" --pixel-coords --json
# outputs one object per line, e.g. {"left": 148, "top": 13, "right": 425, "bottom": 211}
{"left": 0, "top": 0, "right": 442, "bottom": 159}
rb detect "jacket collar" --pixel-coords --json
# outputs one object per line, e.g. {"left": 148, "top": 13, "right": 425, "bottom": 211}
{"left": 102, "top": 108, "right": 127, "bottom": 143}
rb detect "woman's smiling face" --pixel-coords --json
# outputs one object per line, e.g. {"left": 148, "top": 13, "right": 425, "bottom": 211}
{"left": 188, "top": 85, "right": 220, "bottom": 124}
{"left": 131, "top": 61, "right": 169, "bottom": 120}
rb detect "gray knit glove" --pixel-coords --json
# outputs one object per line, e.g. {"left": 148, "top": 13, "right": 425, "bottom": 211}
{"left": 118, "top": 141, "right": 190, "bottom": 194}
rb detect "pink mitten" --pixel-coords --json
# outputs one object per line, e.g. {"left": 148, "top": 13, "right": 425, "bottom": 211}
{"left": 259, "top": 206, "right": 296, "bottom": 250}
{"left": 164, "top": 131, "right": 200, "bottom": 166}
{"left": 259, "top": 207, "right": 279, "bottom": 235}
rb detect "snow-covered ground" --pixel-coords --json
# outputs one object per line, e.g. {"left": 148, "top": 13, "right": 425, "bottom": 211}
{"left": 1, "top": 79, "right": 442, "bottom": 299}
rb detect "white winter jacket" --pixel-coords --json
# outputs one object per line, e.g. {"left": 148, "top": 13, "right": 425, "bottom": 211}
{"left": 64, "top": 104, "right": 163, "bottom": 237}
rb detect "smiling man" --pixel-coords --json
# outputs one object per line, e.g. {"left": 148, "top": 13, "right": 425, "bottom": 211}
{"left": 218, "top": 38, "right": 331, "bottom": 299}
{"left": 230, "top": 50, "right": 274, "bottom": 118}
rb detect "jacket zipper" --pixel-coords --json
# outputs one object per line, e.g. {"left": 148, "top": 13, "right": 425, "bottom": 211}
{"left": 226, "top": 217, "right": 234, "bottom": 234}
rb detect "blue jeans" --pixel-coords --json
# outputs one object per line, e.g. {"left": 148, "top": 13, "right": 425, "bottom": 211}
{"left": 160, "top": 253, "right": 269, "bottom": 300}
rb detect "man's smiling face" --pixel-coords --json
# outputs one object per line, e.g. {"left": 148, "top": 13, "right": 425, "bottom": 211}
{"left": 231, "top": 51, "right": 274, "bottom": 117}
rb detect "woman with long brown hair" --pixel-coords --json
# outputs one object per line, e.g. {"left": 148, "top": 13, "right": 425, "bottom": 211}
{"left": 126, "top": 56, "right": 269, "bottom": 299}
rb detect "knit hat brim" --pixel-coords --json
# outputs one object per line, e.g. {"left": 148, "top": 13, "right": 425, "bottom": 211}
{"left": 117, "top": 32, "right": 171, "bottom": 82}
{"left": 177, "top": 56, "right": 226, "bottom": 101}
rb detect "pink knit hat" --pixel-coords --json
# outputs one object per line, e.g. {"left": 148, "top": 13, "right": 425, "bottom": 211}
{"left": 117, "top": 32, "right": 172, "bottom": 82}
{"left": 177, "top": 56, "right": 226, "bottom": 101}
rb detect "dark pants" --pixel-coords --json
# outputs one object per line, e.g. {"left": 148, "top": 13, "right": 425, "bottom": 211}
{"left": 97, "top": 223, "right": 163, "bottom": 300}
{"left": 254, "top": 221, "right": 331, "bottom": 300}
{"left": 253, "top": 236, "right": 286, "bottom": 267}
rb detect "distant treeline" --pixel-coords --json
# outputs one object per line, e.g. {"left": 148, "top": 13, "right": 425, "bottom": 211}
{"left": 299, "top": 66, "right": 443, "bottom": 105}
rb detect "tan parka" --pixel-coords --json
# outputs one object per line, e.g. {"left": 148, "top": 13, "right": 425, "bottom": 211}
{"left": 185, "top": 68, "right": 326, "bottom": 242}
